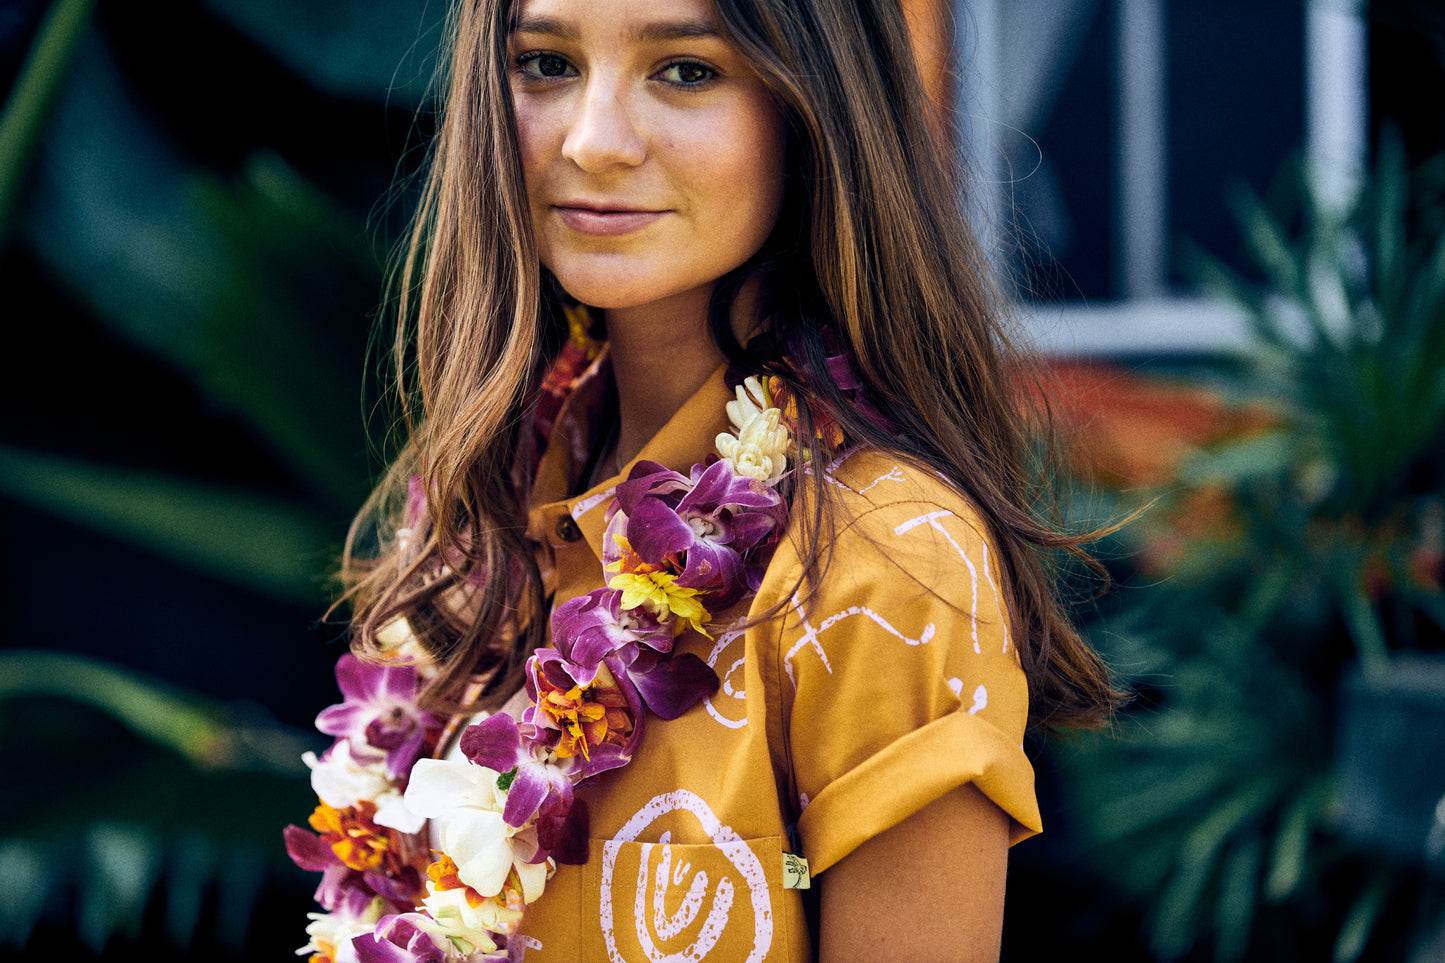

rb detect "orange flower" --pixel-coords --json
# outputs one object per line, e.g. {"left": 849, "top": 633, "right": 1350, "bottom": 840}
{"left": 308, "top": 800, "right": 407, "bottom": 876}
{"left": 428, "top": 853, "right": 490, "bottom": 909}
{"left": 534, "top": 669, "right": 635, "bottom": 760}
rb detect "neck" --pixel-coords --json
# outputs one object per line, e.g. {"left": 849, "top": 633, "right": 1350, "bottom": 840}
{"left": 604, "top": 282, "right": 761, "bottom": 467}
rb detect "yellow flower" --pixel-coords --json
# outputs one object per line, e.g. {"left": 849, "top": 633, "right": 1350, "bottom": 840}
{"left": 607, "top": 569, "right": 711, "bottom": 637}
{"left": 605, "top": 533, "right": 656, "bottom": 576}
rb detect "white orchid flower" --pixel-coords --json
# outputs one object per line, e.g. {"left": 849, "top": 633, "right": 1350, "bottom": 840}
{"left": 414, "top": 884, "right": 524, "bottom": 954}
{"left": 404, "top": 758, "right": 551, "bottom": 902}
{"left": 303, "top": 741, "right": 425, "bottom": 833}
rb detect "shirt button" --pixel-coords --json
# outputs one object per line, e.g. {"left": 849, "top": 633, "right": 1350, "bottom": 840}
{"left": 555, "top": 515, "right": 582, "bottom": 542}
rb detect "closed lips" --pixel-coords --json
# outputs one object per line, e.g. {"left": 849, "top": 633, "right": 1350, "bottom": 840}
{"left": 554, "top": 205, "right": 667, "bottom": 236}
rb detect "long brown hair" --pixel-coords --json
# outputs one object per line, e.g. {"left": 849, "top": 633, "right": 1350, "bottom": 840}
{"left": 341, "top": 0, "right": 1124, "bottom": 730}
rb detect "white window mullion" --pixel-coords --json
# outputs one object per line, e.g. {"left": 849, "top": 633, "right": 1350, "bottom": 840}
{"left": 954, "top": 0, "right": 1004, "bottom": 266}
{"left": 1306, "top": 0, "right": 1368, "bottom": 213}
{"left": 1116, "top": 0, "right": 1168, "bottom": 300}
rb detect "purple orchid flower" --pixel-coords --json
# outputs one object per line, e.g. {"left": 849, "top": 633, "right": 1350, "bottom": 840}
{"left": 605, "top": 459, "right": 782, "bottom": 607}
{"left": 521, "top": 648, "right": 642, "bottom": 780}
{"left": 552, "top": 588, "right": 671, "bottom": 660}
{"left": 457, "top": 713, "right": 579, "bottom": 831}
{"left": 607, "top": 646, "right": 721, "bottom": 720}
{"left": 355, "top": 914, "right": 511, "bottom": 963}
{"left": 316, "top": 654, "right": 444, "bottom": 779}
{"left": 353, "top": 915, "right": 453, "bottom": 963}
{"left": 610, "top": 460, "right": 692, "bottom": 514}
{"left": 536, "top": 794, "right": 590, "bottom": 867}
{"left": 284, "top": 824, "right": 365, "bottom": 910}
{"left": 283, "top": 825, "right": 419, "bottom": 913}
{"left": 616, "top": 459, "right": 783, "bottom": 518}
{"left": 547, "top": 591, "right": 719, "bottom": 720}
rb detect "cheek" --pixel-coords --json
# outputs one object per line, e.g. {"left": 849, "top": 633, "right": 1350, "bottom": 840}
{"left": 731, "top": 106, "right": 788, "bottom": 243}
{"left": 512, "top": 101, "right": 550, "bottom": 202}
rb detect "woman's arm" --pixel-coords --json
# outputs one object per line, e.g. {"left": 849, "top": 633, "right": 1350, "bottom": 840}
{"left": 818, "top": 782, "right": 1010, "bottom": 962}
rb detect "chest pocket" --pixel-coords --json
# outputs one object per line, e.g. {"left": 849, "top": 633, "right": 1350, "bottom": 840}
{"left": 583, "top": 833, "right": 798, "bottom": 963}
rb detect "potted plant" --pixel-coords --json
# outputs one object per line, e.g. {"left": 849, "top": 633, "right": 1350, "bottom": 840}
{"left": 1055, "top": 138, "right": 1445, "bottom": 961}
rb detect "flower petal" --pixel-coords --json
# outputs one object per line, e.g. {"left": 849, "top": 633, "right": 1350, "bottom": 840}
{"left": 628, "top": 651, "right": 721, "bottom": 720}
{"left": 439, "top": 809, "right": 514, "bottom": 897}
{"left": 284, "top": 824, "right": 337, "bottom": 873}
{"left": 458, "top": 713, "right": 524, "bottom": 772}
{"left": 372, "top": 793, "right": 426, "bottom": 834}
{"left": 403, "top": 758, "right": 497, "bottom": 819}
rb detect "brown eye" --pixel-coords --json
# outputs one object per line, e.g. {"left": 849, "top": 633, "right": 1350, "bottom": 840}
{"left": 518, "top": 51, "right": 575, "bottom": 80}
{"left": 659, "top": 60, "right": 716, "bottom": 87}
{"left": 536, "top": 54, "right": 569, "bottom": 77}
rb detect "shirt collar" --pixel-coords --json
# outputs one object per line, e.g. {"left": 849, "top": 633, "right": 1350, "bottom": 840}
{"left": 528, "top": 351, "right": 736, "bottom": 563}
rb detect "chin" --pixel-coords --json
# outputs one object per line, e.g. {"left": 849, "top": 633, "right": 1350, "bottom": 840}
{"left": 548, "top": 266, "right": 705, "bottom": 314}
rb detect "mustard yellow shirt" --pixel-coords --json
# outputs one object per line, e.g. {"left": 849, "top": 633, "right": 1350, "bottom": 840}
{"left": 504, "top": 354, "right": 1039, "bottom": 961}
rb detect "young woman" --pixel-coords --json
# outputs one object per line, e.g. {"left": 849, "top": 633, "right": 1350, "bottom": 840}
{"left": 284, "top": 0, "right": 1120, "bottom": 960}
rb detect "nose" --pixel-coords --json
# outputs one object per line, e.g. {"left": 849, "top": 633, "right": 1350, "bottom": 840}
{"left": 562, "top": 74, "right": 646, "bottom": 172}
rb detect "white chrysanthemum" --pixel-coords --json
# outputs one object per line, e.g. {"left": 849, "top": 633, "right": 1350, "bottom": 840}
{"left": 415, "top": 884, "right": 524, "bottom": 954}
{"left": 715, "top": 376, "right": 790, "bottom": 482}
{"left": 297, "top": 897, "right": 384, "bottom": 962}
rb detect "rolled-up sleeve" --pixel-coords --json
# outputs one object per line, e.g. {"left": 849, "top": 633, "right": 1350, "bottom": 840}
{"left": 756, "top": 470, "right": 1040, "bottom": 876}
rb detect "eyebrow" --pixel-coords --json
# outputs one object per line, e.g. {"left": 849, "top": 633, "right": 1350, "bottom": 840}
{"left": 509, "top": 15, "right": 722, "bottom": 45}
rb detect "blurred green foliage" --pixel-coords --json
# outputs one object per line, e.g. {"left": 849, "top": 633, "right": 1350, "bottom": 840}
{"left": 0, "top": 0, "right": 442, "bottom": 956}
{"left": 0, "top": 651, "right": 320, "bottom": 953}
{"left": 1064, "top": 140, "right": 1445, "bottom": 962}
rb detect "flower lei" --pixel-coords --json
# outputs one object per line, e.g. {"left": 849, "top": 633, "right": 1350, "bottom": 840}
{"left": 285, "top": 375, "right": 794, "bottom": 963}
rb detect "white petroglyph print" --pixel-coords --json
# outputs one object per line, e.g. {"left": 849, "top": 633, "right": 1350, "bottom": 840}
{"left": 704, "top": 618, "right": 750, "bottom": 729}
{"left": 894, "top": 510, "right": 981, "bottom": 653}
{"left": 600, "top": 790, "right": 772, "bottom": 963}
{"left": 893, "top": 509, "right": 1009, "bottom": 654}
{"left": 781, "top": 595, "right": 939, "bottom": 689}
{"left": 507, "top": 935, "right": 542, "bottom": 961}
{"left": 811, "top": 455, "right": 908, "bottom": 493}
{"left": 573, "top": 485, "right": 618, "bottom": 520}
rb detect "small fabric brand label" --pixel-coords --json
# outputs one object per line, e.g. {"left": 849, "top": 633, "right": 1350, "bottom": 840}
{"left": 782, "top": 852, "right": 811, "bottom": 890}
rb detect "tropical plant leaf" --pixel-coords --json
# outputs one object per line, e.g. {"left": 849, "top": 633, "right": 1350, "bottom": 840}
{"left": 78, "top": 824, "right": 162, "bottom": 952}
{"left": 1214, "top": 836, "right": 1263, "bottom": 961}
{"left": 0, "top": 649, "right": 316, "bottom": 773}
{"left": 0, "top": 841, "right": 47, "bottom": 948}
{"left": 1333, "top": 867, "right": 1396, "bottom": 963}
{"left": 1263, "top": 777, "right": 1333, "bottom": 903}
{"left": 1068, "top": 138, "right": 1445, "bottom": 961}
{"left": 1, "top": 650, "right": 321, "bottom": 955}
{"left": 0, "top": 444, "right": 335, "bottom": 607}
{"left": 18, "top": 46, "right": 375, "bottom": 506}
{"left": 207, "top": 0, "right": 446, "bottom": 102}
{"left": 0, "top": 0, "right": 98, "bottom": 236}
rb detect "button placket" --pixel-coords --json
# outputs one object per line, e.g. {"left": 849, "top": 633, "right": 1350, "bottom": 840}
{"left": 554, "top": 513, "right": 582, "bottom": 543}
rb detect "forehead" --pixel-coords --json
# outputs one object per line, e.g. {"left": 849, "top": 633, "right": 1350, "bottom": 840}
{"left": 510, "top": 0, "right": 722, "bottom": 38}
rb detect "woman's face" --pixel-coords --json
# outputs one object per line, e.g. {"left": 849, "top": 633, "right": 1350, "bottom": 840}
{"left": 508, "top": 0, "right": 787, "bottom": 315}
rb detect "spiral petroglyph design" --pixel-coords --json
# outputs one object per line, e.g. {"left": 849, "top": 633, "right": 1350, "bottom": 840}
{"left": 599, "top": 790, "right": 772, "bottom": 962}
